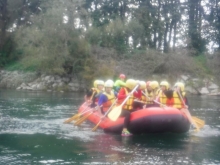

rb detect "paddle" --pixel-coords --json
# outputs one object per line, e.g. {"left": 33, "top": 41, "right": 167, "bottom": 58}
{"left": 92, "top": 99, "right": 118, "bottom": 132}
{"left": 191, "top": 116, "right": 205, "bottom": 126}
{"left": 141, "top": 91, "right": 166, "bottom": 107}
{"left": 63, "top": 106, "right": 90, "bottom": 123}
{"left": 74, "top": 106, "right": 99, "bottom": 126}
{"left": 74, "top": 111, "right": 93, "bottom": 126}
{"left": 177, "top": 90, "right": 205, "bottom": 130}
{"left": 108, "top": 85, "right": 139, "bottom": 121}
{"left": 64, "top": 92, "right": 95, "bottom": 123}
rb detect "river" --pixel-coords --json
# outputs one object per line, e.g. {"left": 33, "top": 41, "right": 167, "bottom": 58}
{"left": 0, "top": 89, "right": 220, "bottom": 165}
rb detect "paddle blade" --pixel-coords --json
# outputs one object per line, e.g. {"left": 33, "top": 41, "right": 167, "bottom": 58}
{"left": 108, "top": 106, "right": 122, "bottom": 121}
{"left": 74, "top": 112, "right": 92, "bottom": 126}
{"left": 192, "top": 116, "right": 205, "bottom": 128}
{"left": 63, "top": 114, "right": 81, "bottom": 123}
{"left": 92, "top": 120, "right": 102, "bottom": 132}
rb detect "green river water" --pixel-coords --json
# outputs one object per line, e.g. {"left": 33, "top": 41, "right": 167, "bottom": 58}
{"left": 0, "top": 89, "right": 220, "bottom": 165}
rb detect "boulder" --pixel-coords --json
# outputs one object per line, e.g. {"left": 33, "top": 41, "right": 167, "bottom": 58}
{"left": 208, "top": 83, "right": 219, "bottom": 90}
{"left": 200, "top": 87, "right": 209, "bottom": 94}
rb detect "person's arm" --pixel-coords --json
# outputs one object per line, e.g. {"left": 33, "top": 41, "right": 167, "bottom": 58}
{"left": 117, "top": 88, "right": 126, "bottom": 99}
{"left": 118, "top": 80, "right": 126, "bottom": 87}
{"left": 133, "top": 89, "right": 142, "bottom": 99}
{"left": 155, "top": 89, "right": 161, "bottom": 102}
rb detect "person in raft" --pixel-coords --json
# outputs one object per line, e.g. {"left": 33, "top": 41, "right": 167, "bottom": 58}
{"left": 145, "top": 80, "right": 160, "bottom": 107}
{"left": 117, "top": 79, "right": 142, "bottom": 136}
{"left": 144, "top": 81, "right": 158, "bottom": 107}
{"left": 165, "top": 82, "right": 197, "bottom": 129}
{"left": 96, "top": 80, "right": 117, "bottom": 116}
{"left": 133, "top": 80, "right": 147, "bottom": 110}
{"left": 156, "top": 81, "right": 170, "bottom": 107}
{"left": 84, "top": 80, "right": 104, "bottom": 108}
{"left": 113, "top": 73, "right": 126, "bottom": 95}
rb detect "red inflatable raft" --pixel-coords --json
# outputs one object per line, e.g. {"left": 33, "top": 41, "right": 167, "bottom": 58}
{"left": 78, "top": 102, "right": 190, "bottom": 134}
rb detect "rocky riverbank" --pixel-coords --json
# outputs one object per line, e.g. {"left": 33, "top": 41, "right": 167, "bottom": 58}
{"left": 0, "top": 70, "right": 84, "bottom": 92}
{"left": 0, "top": 70, "right": 219, "bottom": 95}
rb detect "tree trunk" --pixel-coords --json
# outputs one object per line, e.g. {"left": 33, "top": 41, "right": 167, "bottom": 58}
{"left": 0, "top": 0, "right": 8, "bottom": 50}
{"left": 173, "top": 21, "right": 177, "bottom": 51}
{"left": 164, "top": 22, "right": 169, "bottom": 53}
{"left": 158, "top": 0, "right": 162, "bottom": 50}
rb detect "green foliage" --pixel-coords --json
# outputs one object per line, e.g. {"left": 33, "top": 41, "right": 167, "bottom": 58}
{"left": 126, "top": 19, "right": 145, "bottom": 49}
{"left": 86, "top": 18, "right": 128, "bottom": 53}
{"left": 14, "top": 0, "right": 91, "bottom": 75}
{"left": 193, "top": 54, "right": 212, "bottom": 76}
{"left": 0, "top": 0, "right": 218, "bottom": 83}
{"left": 0, "top": 37, "right": 17, "bottom": 68}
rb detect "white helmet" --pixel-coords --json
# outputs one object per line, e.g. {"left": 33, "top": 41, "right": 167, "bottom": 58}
{"left": 104, "top": 79, "right": 114, "bottom": 88}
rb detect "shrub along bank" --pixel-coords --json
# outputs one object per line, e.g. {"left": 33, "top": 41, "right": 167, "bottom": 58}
{"left": 1, "top": 48, "right": 219, "bottom": 95}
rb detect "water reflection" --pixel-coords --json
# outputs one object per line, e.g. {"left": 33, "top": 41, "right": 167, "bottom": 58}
{"left": 78, "top": 131, "right": 211, "bottom": 164}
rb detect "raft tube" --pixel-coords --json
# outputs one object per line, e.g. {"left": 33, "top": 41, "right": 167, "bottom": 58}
{"left": 78, "top": 102, "right": 190, "bottom": 134}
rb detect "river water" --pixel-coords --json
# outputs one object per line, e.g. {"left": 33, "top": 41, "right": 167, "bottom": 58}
{"left": 0, "top": 89, "right": 220, "bottom": 165}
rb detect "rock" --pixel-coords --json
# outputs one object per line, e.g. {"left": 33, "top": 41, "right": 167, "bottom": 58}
{"left": 208, "top": 92, "right": 220, "bottom": 96}
{"left": 180, "top": 75, "right": 189, "bottom": 81}
{"left": 69, "top": 86, "right": 78, "bottom": 92}
{"left": 200, "top": 87, "right": 209, "bottom": 94}
{"left": 30, "top": 83, "right": 36, "bottom": 88}
{"left": 16, "top": 86, "right": 22, "bottom": 90}
{"left": 68, "top": 83, "right": 75, "bottom": 87}
{"left": 52, "top": 83, "right": 58, "bottom": 88}
{"left": 43, "top": 76, "right": 51, "bottom": 82}
{"left": 210, "top": 89, "right": 219, "bottom": 93}
{"left": 37, "top": 83, "right": 46, "bottom": 90}
{"left": 58, "top": 82, "right": 65, "bottom": 87}
{"left": 62, "top": 77, "right": 70, "bottom": 83}
{"left": 208, "top": 83, "right": 219, "bottom": 89}
{"left": 185, "top": 86, "right": 199, "bottom": 94}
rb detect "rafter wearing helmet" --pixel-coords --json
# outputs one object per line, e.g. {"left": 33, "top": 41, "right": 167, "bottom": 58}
{"left": 117, "top": 79, "right": 142, "bottom": 136}
{"left": 165, "top": 82, "right": 197, "bottom": 129}
{"left": 113, "top": 73, "right": 126, "bottom": 94}
{"left": 148, "top": 81, "right": 160, "bottom": 101}
{"left": 166, "top": 82, "right": 188, "bottom": 109}
{"left": 133, "top": 80, "right": 147, "bottom": 110}
{"left": 84, "top": 80, "right": 104, "bottom": 107}
{"left": 96, "top": 79, "right": 117, "bottom": 116}
{"left": 155, "top": 81, "right": 170, "bottom": 106}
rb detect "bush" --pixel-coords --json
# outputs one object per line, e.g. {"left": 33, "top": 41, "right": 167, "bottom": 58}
{"left": 14, "top": 4, "right": 91, "bottom": 75}
{"left": 208, "top": 51, "right": 220, "bottom": 82}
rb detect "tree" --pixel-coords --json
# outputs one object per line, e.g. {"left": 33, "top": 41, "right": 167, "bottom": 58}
{"left": 0, "top": 0, "right": 41, "bottom": 67}
{"left": 0, "top": 0, "right": 8, "bottom": 50}
{"left": 204, "top": 0, "right": 220, "bottom": 51}
{"left": 14, "top": 0, "right": 91, "bottom": 75}
{"left": 187, "top": 0, "right": 206, "bottom": 54}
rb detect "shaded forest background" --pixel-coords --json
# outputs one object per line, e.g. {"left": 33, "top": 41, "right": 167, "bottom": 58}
{"left": 1, "top": 0, "right": 220, "bottom": 84}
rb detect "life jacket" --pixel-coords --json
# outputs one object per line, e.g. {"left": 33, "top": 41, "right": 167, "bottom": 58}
{"left": 158, "top": 90, "right": 167, "bottom": 107}
{"left": 166, "top": 91, "right": 186, "bottom": 109}
{"left": 140, "top": 90, "right": 147, "bottom": 102}
{"left": 145, "top": 89, "right": 154, "bottom": 104}
{"left": 151, "top": 88, "right": 160, "bottom": 102}
{"left": 102, "top": 91, "right": 115, "bottom": 112}
{"left": 117, "top": 87, "right": 134, "bottom": 110}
